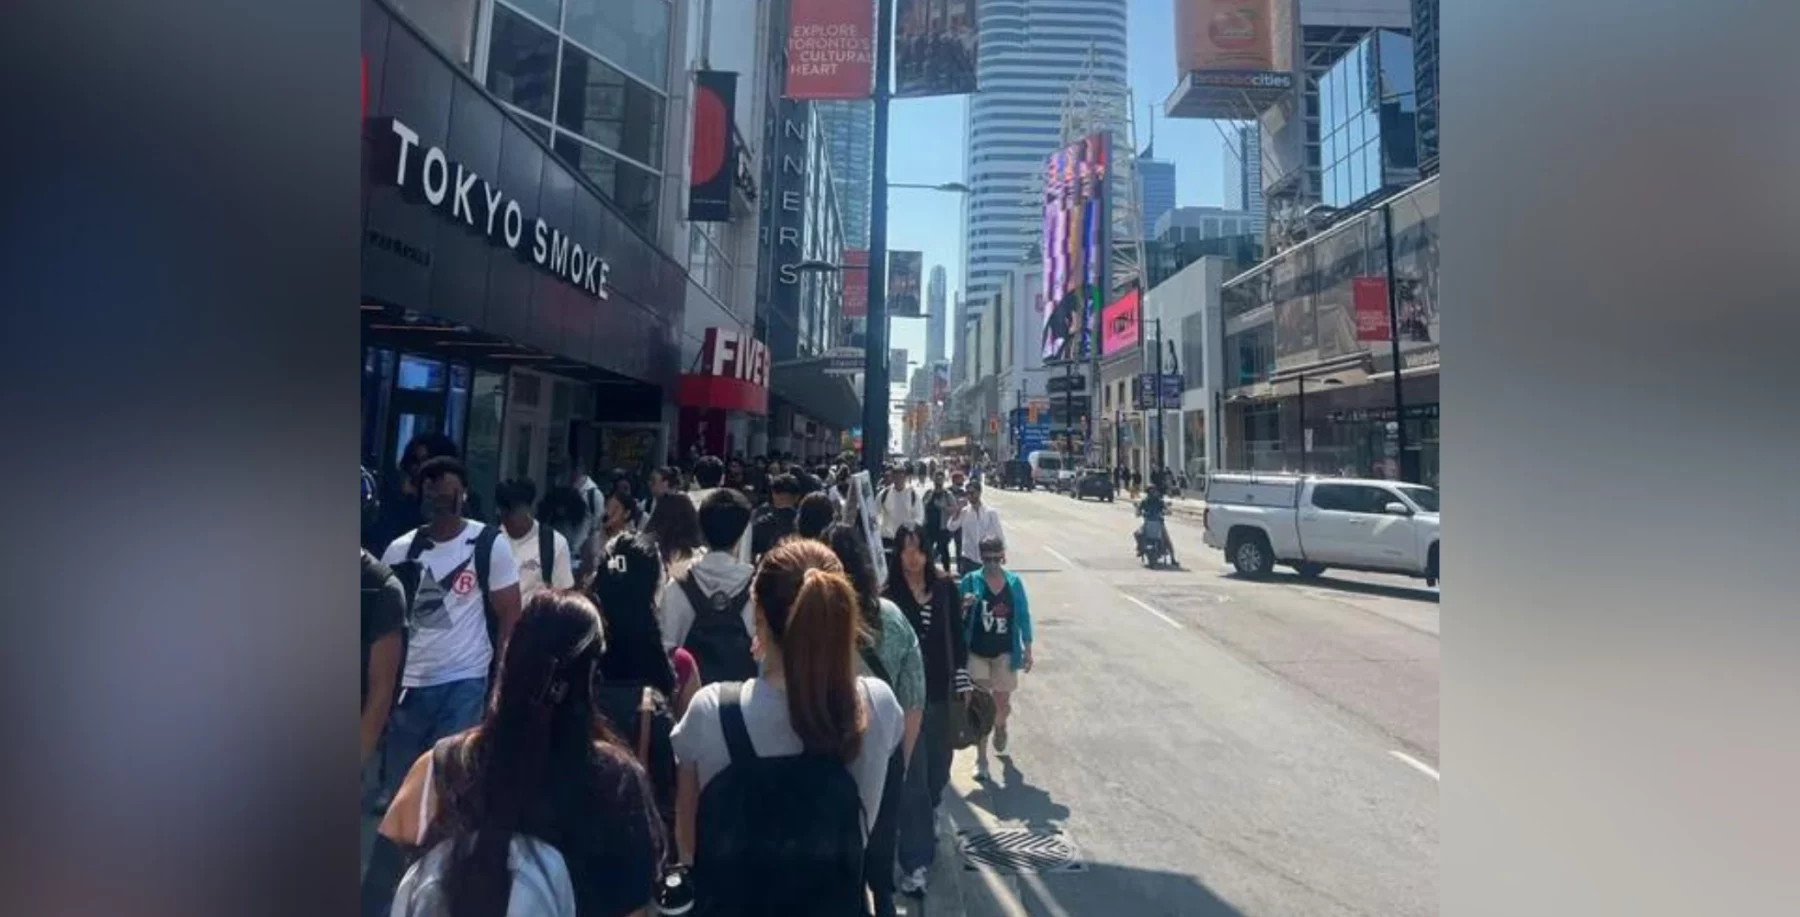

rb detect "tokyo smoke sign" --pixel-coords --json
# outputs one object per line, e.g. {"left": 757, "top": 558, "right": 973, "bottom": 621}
{"left": 785, "top": 0, "right": 875, "bottom": 99}
{"left": 374, "top": 118, "right": 612, "bottom": 300}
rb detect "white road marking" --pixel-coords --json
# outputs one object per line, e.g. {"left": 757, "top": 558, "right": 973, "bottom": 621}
{"left": 1042, "top": 545, "right": 1075, "bottom": 568}
{"left": 1123, "top": 594, "right": 1185, "bottom": 630}
{"left": 1389, "top": 750, "right": 1440, "bottom": 781}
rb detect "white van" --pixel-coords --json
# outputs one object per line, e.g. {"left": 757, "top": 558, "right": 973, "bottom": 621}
{"left": 1025, "top": 451, "right": 1066, "bottom": 490}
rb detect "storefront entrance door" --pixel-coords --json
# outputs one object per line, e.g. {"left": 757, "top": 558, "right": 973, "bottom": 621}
{"left": 500, "top": 369, "right": 552, "bottom": 490}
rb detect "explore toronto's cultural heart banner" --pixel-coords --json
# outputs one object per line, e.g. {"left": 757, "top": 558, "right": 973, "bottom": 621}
{"left": 785, "top": 0, "right": 875, "bottom": 99}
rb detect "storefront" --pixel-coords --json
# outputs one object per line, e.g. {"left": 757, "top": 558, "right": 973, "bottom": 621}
{"left": 676, "top": 328, "right": 770, "bottom": 458}
{"left": 361, "top": 0, "right": 683, "bottom": 499}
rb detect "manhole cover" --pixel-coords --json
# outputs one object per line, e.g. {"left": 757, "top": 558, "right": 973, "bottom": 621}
{"left": 957, "top": 828, "right": 1084, "bottom": 873}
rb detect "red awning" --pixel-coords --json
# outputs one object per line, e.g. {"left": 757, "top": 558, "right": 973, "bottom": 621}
{"left": 677, "top": 374, "right": 768, "bottom": 415}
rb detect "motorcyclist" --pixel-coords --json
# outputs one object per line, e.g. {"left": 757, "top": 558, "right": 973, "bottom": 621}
{"left": 1135, "top": 486, "right": 1177, "bottom": 566}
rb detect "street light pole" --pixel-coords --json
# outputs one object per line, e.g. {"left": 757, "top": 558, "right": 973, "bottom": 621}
{"left": 860, "top": 0, "right": 895, "bottom": 477}
{"left": 1380, "top": 202, "right": 1412, "bottom": 482}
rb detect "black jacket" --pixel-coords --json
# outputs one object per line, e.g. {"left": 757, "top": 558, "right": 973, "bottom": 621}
{"left": 885, "top": 574, "right": 968, "bottom": 704}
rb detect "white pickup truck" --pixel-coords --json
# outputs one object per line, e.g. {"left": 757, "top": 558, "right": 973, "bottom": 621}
{"left": 1201, "top": 473, "right": 1441, "bottom": 586}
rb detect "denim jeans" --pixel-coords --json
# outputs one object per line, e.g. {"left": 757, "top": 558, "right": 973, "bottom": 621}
{"left": 361, "top": 675, "right": 488, "bottom": 866}
{"left": 898, "top": 701, "right": 952, "bottom": 873}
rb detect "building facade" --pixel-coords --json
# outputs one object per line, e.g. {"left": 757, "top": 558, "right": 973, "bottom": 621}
{"left": 1318, "top": 29, "right": 1418, "bottom": 209}
{"left": 816, "top": 101, "right": 874, "bottom": 247}
{"left": 1135, "top": 155, "right": 1177, "bottom": 241}
{"left": 1219, "top": 175, "right": 1439, "bottom": 484}
{"left": 961, "top": 0, "right": 1129, "bottom": 309}
{"left": 1412, "top": 0, "right": 1439, "bottom": 176}
{"left": 926, "top": 265, "right": 948, "bottom": 366}
{"left": 1155, "top": 206, "right": 1259, "bottom": 244}
{"left": 361, "top": 0, "right": 686, "bottom": 509}
{"left": 1223, "top": 123, "right": 1266, "bottom": 240}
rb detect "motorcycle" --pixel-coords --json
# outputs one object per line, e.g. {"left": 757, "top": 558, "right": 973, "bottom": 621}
{"left": 1135, "top": 518, "right": 1174, "bottom": 568}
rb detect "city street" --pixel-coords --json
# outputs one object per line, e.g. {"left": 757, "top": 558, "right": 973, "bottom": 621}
{"left": 914, "top": 486, "right": 1438, "bottom": 917}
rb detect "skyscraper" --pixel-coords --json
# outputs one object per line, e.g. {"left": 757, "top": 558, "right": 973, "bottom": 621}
{"left": 961, "top": 0, "right": 1129, "bottom": 312}
{"left": 926, "top": 265, "right": 948, "bottom": 366}
{"left": 1135, "top": 153, "right": 1177, "bottom": 242}
{"left": 1223, "top": 124, "right": 1265, "bottom": 240}
{"left": 816, "top": 101, "right": 873, "bottom": 247}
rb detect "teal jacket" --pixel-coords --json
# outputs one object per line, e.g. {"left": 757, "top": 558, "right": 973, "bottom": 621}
{"left": 957, "top": 569, "right": 1033, "bottom": 672}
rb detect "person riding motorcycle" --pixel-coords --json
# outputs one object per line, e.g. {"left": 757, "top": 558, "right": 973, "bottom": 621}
{"left": 1134, "top": 486, "right": 1177, "bottom": 565}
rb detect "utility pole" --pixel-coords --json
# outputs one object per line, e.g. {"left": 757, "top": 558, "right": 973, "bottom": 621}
{"left": 1151, "top": 317, "right": 1166, "bottom": 487}
{"left": 860, "top": 0, "right": 895, "bottom": 477}
{"left": 1380, "top": 201, "right": 1412, "bottom": 482}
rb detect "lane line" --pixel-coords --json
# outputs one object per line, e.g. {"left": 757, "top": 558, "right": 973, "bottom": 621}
{"left": 1389, "top": 750, "right": 1440, "bottom": 781}
{"left": 1041, "top": 545, "right": 1075, "bottom": 568}
{"left": 1123, "top": 594, "right": 1185, "bottom": 631}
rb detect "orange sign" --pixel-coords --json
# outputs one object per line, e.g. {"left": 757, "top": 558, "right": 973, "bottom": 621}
{"left": 1175, "top": 0, "right": 1274, "bottom": 74}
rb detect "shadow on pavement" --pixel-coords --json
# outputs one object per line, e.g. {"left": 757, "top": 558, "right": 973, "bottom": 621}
{"left": 1015, "top": 862, "right": 1247, "bottom": 917}
{"left": 1225, "top": 570, "right": 1440, "bottom": 604}
{"left": 966, "top": 756, "right": 1071, "bottom": 830}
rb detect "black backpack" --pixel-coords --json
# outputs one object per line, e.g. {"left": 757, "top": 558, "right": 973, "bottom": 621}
{"left": 676, "top": 574, "right": 758, "bottom": 685}
{"left": 693, "top": 683, "right": 867, "bottom": 917}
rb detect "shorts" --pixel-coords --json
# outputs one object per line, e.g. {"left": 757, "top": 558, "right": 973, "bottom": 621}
{"left": 967, "top": 653, "right": 1019, "bottom": 692}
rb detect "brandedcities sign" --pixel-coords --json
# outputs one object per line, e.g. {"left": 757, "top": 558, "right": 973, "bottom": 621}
{"left": 374, "top": 117, "right": 612, "bottom": 300}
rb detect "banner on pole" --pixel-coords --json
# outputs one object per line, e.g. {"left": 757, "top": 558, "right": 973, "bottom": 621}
{"left": 888, "top": 250, "right": 924, "bottom": 317}
{"left": 785, "top": 0, "right": 875, "bottom": 100}
{"left": 687, "top": 70, "right": 737, "bottom": 222}
{"left": 895, "top": 0, "right": 979, "bottom": 98}
{"left": 841, "top": 249, "right": 869, "bottom": 318}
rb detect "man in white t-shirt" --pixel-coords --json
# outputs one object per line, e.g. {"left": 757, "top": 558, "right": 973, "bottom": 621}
{"left": 376, "top": 456, "right": 522, "bottom": 803}
{"left": 495, "top": 478, "right": 574, "bottom": 600}
{"left": 948, "top": 481, "right": 1005, "bottom": 576}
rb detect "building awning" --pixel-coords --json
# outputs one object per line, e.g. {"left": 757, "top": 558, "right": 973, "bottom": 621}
{"left": 939, "top": 436, "right": 970, "bottom": 450}
{"left": 771, "top": 358, "right": 863, "bottom": 430}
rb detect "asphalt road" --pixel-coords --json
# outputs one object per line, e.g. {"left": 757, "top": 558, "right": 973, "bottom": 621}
{"left": 924, "top": 487, "right": 1439, "bottom": 917}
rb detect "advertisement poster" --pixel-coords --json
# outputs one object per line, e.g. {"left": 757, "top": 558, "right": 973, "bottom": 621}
{"left": 888, "top": 250, "right": 923, "bottom": 317}
{"left": 785, "top": 0, "right": 875, "bottom": 100}
{"left": 841, "top": 248, "right": 869, "bottom": 318}
{"left": 1310, "top": 214, "right": 1367, "bottom": 360}
{"left": 1388, "top": 181, "right": 1440, "bottom": 355}
{"left": 895, "top": 0, "right": 979, "bottom": 98}
{"left": 686, "top": 70, "right": 737, "bottom": 222}
{"left": 1100, "top": 287, "right": 1141, "bottom": 356}
{"left": 1353, "top": 276, "right": 1392, "bottom": 342}
{"left": 1175, "top": 0, "right": 1273, "bottom": 74}
{"left": 1041, "top": 133, "right": 1110, "bottom": 363}
{"left": 598, "top": 425, "right": 660, "bottom": 480}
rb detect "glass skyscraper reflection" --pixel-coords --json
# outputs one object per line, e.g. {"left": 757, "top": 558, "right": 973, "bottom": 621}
{"left": 1318, "top": 29, "right": 1419, "bottom": 210}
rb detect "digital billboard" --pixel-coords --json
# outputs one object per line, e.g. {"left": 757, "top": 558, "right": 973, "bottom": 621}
{"left": 1040, "top": 132, "right": 1110, "bottom": 363}
{"left": 1100, "top": 286, "right": 1141, "bottom": 356}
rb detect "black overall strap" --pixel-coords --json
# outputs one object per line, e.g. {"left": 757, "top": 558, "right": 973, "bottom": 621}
{"left": 717, "top": 682, "right": 756, "bottom": 764}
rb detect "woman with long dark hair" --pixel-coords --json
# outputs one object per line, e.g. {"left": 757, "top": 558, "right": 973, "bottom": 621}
{"left": 882, "top": 522, "right": 970, "bottom": 895}
{"left": 641, "top": 492, "right": 702, "bottom": 576}
{"left": 591, "top": 532, "right": 691, "bottom": 842}
{"left": 821, "top": 523, "right": 924, "bottom": 917}
{"left": 372, "top": 589, "right": 661, "bottom": 917}
{"left": 669, "top": 539, "right": 904, "bottom": 915}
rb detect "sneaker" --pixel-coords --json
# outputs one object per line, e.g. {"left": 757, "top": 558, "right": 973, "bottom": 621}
{"left": 974, "top": 755, "right": 992, "bottom": 782}
{"left": 993, "top": 722, "right": 1009, "bottom": 754}
{"left": 898, "top": 867, "right": 929, "bottom": 896}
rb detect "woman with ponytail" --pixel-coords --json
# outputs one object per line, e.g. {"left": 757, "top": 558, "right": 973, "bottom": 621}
{"left": 369, "top": 590, "right": 662, "bottom": 917}
{"left": 669, "top": 539, "right": 904, "bottom": 916}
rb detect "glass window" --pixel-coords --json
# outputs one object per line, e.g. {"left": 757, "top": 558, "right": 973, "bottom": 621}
{"left": 1362, "top": 142, "right": 1383, "bottom": 196}
{"left": 397, "top": 353, "right": 446, "bottom": 391}
{"left": 1311, "top": 483, "right": 1353, "bottom": 512}
{"left": 553, "top": 131, "right": 659, "bottom": 234}
{"left": 1396, "top": 484, "right": 1439, "bottom": 512}
{"left": 447, "top": 363, "right": 471, "bottom": 444}
{"left": 565, "top": 0, "right": 671, "bottom": 89}
{"left": 487, "top": 6, "right": 558, "bottom": 121}
{"left": 557, "top": 43, "right": 665, "bottom": 167}
{"left": 500, "top": 0, "right": 562, "bottom": 30}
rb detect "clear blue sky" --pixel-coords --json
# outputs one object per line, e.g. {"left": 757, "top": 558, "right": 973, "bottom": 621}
{"left": 881, "top": 0, "right": 1232, "bottom": 380}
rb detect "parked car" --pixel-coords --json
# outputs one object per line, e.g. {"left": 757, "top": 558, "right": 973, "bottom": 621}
{"left": 1201, "top": 473, "right": 1440, "bottom": 586}
{"left": 1072, "top": 468, "right": 1115, "bottom": 502}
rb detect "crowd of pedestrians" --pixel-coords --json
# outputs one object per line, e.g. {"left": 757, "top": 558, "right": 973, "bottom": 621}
{"left": 360, "top": 439, "right": 1036, "bottom": 916}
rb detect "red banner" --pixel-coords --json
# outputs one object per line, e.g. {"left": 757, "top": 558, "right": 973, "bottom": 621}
{"left": 1100, "top": 287, "right": 1141, "bottom": 356}
{"left": 1353, "top": 276, "right": 1392, "bottom": 342}
{"left": 785, "top": 0, "right": 875, "bottom": 100}
{"left": 841, "top": 249, "right": 869, "bottom": 318}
